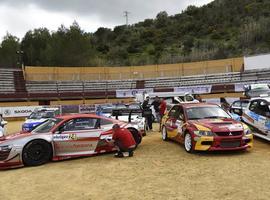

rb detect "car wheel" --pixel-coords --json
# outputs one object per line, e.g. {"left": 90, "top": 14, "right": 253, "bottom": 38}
{"left": 162, "top": 126, "right": 168, "bottom": 141}
{"left": 128, "top": 128, "right": 142, "bottom": 146}
{"left": 22, "top": 140, "right": 52, "bottom": 166}
{"left": 184, "top": 133, "right": 194, "bottom": 153}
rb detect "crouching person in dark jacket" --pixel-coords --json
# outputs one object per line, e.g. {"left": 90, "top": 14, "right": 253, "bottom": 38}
{"left": 112, "top": 124, "right": 136, "bottom": 158}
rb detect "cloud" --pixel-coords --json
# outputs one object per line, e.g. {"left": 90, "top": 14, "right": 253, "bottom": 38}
{"left": 0, "top": 0, "right": 213, "bottom": 41}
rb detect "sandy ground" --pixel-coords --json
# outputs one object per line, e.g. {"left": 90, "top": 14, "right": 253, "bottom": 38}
{"left": 1, "top": 121, "right": 270, "bottom": 200}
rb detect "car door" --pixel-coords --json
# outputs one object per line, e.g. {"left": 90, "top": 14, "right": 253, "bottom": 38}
{"left": 53, "top": 117, "right": 103, "bottom": 156}
{"left": 255, "top": 100, "right": 270, "bottom": 135}
{"left": 246, "top": 100, "right": 268, "bottom": 134}
{"left": 230, "top": 100, "right": 242, "bottom": 115}
{"left": 165, "top": 105, "right": 184, "bottom": 139}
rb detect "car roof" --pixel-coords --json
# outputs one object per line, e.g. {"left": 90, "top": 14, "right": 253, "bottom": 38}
{"left": 56, "top": 113, "right": 115, "bottom": 121}
{"left": 250, "top": 97, "right": 270, "bottom": 102}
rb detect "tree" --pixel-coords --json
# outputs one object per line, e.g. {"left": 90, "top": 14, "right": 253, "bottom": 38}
{"left": 0, "top": 33, "right": 20, "bottom": 68}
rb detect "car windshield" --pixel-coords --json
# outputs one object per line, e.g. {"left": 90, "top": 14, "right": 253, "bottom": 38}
{"left": 28, "top": 111, "right": 56, "bottom": 119}
{"left": 186, "top": 106, "right": 231, "bottom": 120}
{"left": 32, "top": 118, "right": 63, "bottom": 133}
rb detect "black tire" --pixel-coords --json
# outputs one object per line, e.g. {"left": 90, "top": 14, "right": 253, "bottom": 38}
{"left": 184, "top": 132, "right": 194, "bottom": 153}
{"left": 22, "top": 140, "right": 52, "bottom": 166}
{"left": 161, "top": 126, "right": 168, "bottom": 141}
{"left": 128, "top": 128, "right": 142, "bottom": 146}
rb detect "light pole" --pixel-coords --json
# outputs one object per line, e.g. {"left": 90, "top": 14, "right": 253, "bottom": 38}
{"left": 16, "top": 50, "right": 24, "bottom": 68}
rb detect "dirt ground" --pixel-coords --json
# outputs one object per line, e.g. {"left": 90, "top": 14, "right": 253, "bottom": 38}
{"left": 1, "top": 121, "right": 270, "bottom": 200}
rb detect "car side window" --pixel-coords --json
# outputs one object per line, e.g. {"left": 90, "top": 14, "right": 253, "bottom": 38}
{"left": 257, "top": 101, "right": 270, "bottom": 118}
{"left": 100, "top": 119, "right": 113, "bottom": 126}
{"left": 61, "top": 118, "right": 98, "bottom": 131}
{"left": 168, "top": 105, "right": 183, "bottom": 120}
{"left": 168, "top": 106, "right": 179, "bottom": 118}
{"left": 249, "top": 100, "right": 259, "bottom": 112}
{"left": 232, "top": 101, "right": 241, "bottom": 107}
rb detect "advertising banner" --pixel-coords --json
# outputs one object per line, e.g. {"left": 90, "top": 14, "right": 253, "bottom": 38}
{"left": 116, "top": 88, "right": 154, "bottom": 98}
{"left": 174, "top": 85, "right": 212, "bottom": 94}
{"left": 79, "top": 104, "right": 96, "bottom": 113}
{"left": 61, "top": 105, "right": 79, "bottom": 114}
{"left": 0, "top": 106, "right": 42, "bottom": 118}
{"left": 234, "top": 83, "right": 245, "bottom": 92}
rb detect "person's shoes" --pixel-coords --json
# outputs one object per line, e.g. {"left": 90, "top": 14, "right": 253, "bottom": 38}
{"left": 122, "top": 152, "right": 130, "bottom": 157}
{"left": 129, "top": 151, "right": 134, "bottom": 157}
{"left": 114, "top": 152, "right": 124, "bottom": 158}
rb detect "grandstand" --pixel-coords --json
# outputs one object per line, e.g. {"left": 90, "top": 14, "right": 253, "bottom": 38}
{"left": 0, "top": 56, "right": 270, "bottom": 104}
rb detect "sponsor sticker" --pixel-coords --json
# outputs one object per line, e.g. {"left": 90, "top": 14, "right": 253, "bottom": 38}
{"left": 53, "top": 134, "right": 77, "bottom": 141}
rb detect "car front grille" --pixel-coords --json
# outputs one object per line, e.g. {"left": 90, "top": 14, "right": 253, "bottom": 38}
{"left": 215, "top": 131, "right": 243, "bottom": 137}
{"left": 220, "top": 141, "right": 241, "bottom": 148}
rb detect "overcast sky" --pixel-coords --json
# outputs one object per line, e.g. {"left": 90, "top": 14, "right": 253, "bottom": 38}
{"left": 0, "top": 0, "right": 213, "bottom": 41}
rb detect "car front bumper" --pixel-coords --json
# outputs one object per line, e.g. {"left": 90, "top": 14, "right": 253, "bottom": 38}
{"left": 194, "top": 134, "right": 253, "bottom": 151}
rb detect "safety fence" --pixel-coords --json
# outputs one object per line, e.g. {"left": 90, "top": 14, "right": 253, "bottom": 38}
{"left": 24, "top": 57, "right": 243, "bottom": 81}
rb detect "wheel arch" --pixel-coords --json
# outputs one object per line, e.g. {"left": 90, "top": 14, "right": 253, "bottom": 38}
{"left": 22, "top": 139, "right": 54, "bottom": 163}
{"left": 127, "top": 127, "right": 142, "bottom": 145}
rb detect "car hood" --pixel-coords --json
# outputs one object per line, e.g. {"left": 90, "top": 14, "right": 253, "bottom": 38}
{"left": 0, "top": 131, "right": 32, "bottom": 143}
{"left": 189, "top": 118, "right": 244, "bottom": 132}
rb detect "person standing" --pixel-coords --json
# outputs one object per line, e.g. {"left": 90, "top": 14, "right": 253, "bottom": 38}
{"left": 151, "top": 96, "right": 161, "bottom": 122}
{"left": 111, "top": 124, "right": 136, "bottom": 157}
{"left": 159, "top": 98, "right": 167, "bottom": 131}
{"left": 142, "top": 96, "right": 153, "bottom": 131}
{"left": 220, "top": 97, "right": 230, "bottom": 111}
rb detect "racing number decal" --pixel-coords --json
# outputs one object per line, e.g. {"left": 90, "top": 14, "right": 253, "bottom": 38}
{"left": 69, "top": 134, "right": 77, "bottom": 140}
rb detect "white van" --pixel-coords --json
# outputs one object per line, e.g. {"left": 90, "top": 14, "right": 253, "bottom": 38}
{"left": 135, "top": 92, "right": 197, "bottom": 104}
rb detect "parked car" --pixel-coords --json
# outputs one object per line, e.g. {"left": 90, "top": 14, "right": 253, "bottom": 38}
{"left": 161, "top": 103, "right": 253, "bottom": 153}
{"left": 242, "top": 96, "right": 270, "bottom": 141}
{"left": 244, "top": 83, "right": 270, "bottom": 98}
{"left": 22, "top": 107, "right": 60, "bottom": 132}
{"left": 98, "top": 103, "right": 146, "bottom": 135}
{"left": 230, "top": 99, "right": 250, "bottom": 116}
{"left": 0, "top": 114, "right": 142, "bottom": 169}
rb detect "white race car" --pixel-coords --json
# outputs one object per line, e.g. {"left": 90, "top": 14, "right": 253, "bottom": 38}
{"left": 242, "top": 96, "right": 270, "bottom": 141}
{"left": 98, "top": 103, "right": 146, "bottom": 135}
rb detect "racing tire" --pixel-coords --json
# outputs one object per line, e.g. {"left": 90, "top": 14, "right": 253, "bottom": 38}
{"left": 184, "top": 132, "right": 194, "bottom": 153}
{"left": 22, "top": 140, "right": 52, "bottom": 166}
{"left": 162, "top": 126, "right": 168, "bottom": 141}
{"left": 128, "top": 128, "right": 142, "bottom": 147}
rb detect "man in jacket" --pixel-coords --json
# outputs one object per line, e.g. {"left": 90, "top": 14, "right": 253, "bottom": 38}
{"left": 111, "top": 124, "right": 136, "bottom": 158}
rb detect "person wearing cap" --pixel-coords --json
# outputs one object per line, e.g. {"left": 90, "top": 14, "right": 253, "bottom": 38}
{"left": 111, "top": 124, "right": 136, "bottom": 157}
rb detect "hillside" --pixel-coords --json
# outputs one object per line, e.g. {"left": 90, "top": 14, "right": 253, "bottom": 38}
{"left": 1, "top": 0, "right": 270, "bottom": 68}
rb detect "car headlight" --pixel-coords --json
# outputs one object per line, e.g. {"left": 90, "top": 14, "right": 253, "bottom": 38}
{"left": 194, "top": 130, "right": 214, "bottom": 136}
{"left": 0, "top": 145, "right": 12, "bottom": 151}
{"left": 244, "top": 128, "right": 251, "bottom": 135}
